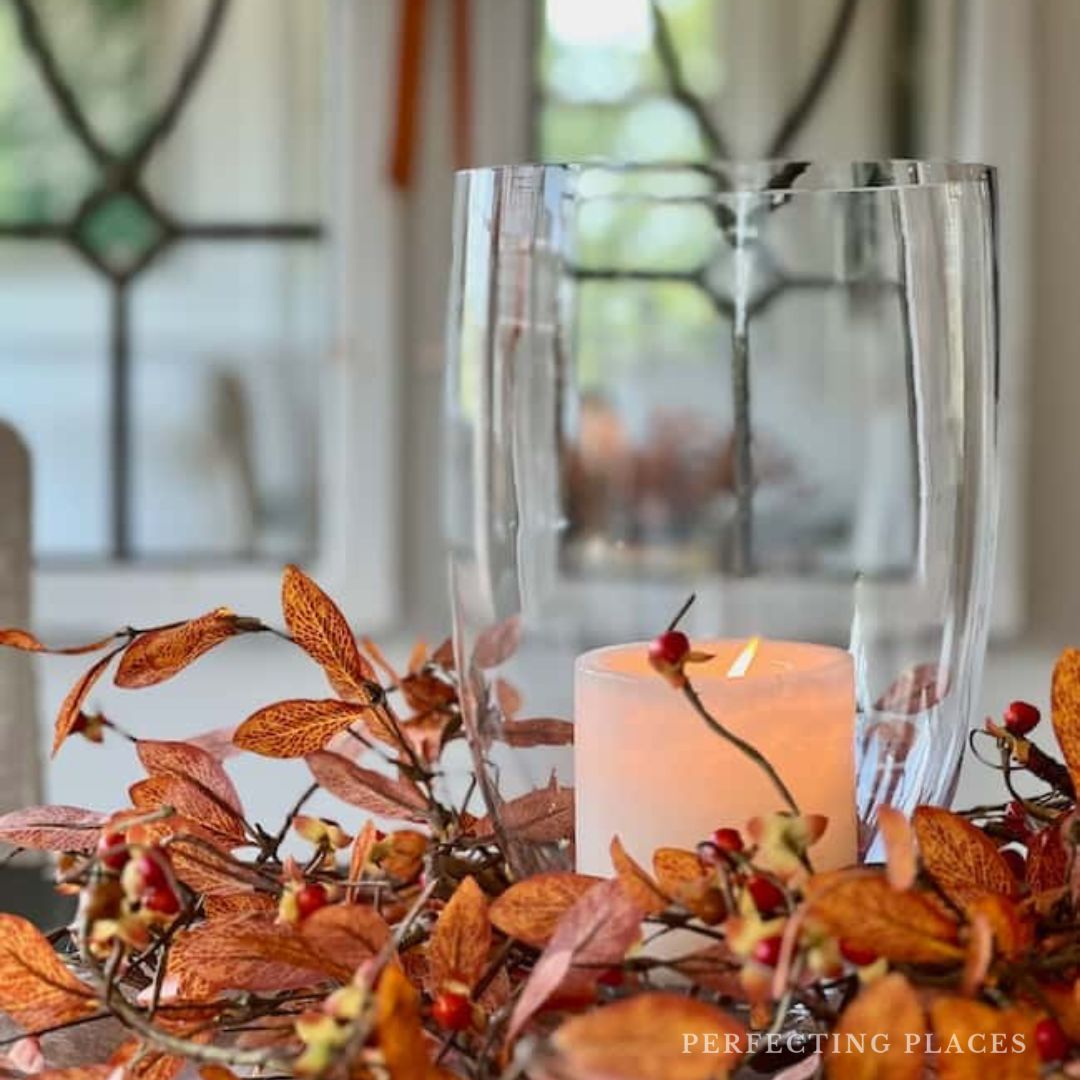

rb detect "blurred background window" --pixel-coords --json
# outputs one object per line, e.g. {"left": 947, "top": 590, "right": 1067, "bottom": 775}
{"left": 0, "top": 0, "right": 325, "bottom": 563}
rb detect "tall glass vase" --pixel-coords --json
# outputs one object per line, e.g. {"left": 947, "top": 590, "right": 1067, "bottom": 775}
{"left": 443, "top": 161, "right": 998, "bottom": 868}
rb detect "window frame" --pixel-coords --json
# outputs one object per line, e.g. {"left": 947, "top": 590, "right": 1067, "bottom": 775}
{"left": 33, "top": 0, "right": 402, "bottom": 634}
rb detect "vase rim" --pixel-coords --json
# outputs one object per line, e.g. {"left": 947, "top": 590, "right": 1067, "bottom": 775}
{"left": 454, "top": 159, "right": 995, "bottom": 195}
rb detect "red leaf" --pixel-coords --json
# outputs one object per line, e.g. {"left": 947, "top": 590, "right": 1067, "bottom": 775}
{"left": 475, "top": 782, "right": 573, "bottom": 844}
{"left": 306, "top": 751, "right": 429, "bottom": 822}
{"left": 129, "top": 775, "right": 247, "bottom": 848}
{"left": 497, "top": 717, "right": 574, "bottom": 748}
{"left": 137, "top": 740, "right": 243, "bottom": 817}
{"left": 52, "top": 648, "right": 124, "bottom": 757}
{"left": 281, "top": 565, "right": 377, "bottom": 702}
{"left": 472, "top": 616, "right": 521, "bottom": 669}
{"left": 1028, "top": 820, "right": 1070, "bottom": 892}
{"left": 115, "top": 609, "right": 255, "bottom": 689}
{"left": 0, "top": 915, "right": 96, "bottom": 1031}
{"left": 507, "top": 879, "right": 642, "bottom": 1044}
{"left": 0, "top": 805, "right": 107, "bottom": 854}
{"left": 233, "top": 699, "right": 374, "bottom": 758}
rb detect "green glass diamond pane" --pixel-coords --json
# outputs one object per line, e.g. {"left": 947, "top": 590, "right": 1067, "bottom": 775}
{"left": 77, "top": 193, "right": 163, "bottom": 273}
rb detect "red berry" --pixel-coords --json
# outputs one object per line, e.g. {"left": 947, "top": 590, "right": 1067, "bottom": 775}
{"left": 431, "top": 990, "right": 472, "bottom": 1032}
{"left": 839, "top": 940, "right": 879, "bottom": 967}
{"left": 1000, "top": 847, "right": 1026, "bottom": 882}
{"left": 746, "top": 875, "right": 786, "bottom": 914}
{"left": 752, "top": 934, "right": 783, "bottom": 967}
{"left": 711, "top": 828, "right": 744, "bottom": 855}
{"left": 1035, "top": 1016, "right": 1069, "bottom": 1063}
{"left": 296, "top": 883, "right": 330, "bottom": 920}
{"left": 1004, "top": 700, "right": 1040, "bottom": 737}
{"left": 133, "top": 851, "right": 169, "bottom": 891}
{"left": 143, "top": 885, "right": 180, "bottom": 915}
{"left": 597, "top": 966, "right": 624, "bottom": 988}
{"left": 96, "top": 831, "right": 129, "bottom": 872}
{"left": 648, "top": 630, "right": 690, "bottom": 669}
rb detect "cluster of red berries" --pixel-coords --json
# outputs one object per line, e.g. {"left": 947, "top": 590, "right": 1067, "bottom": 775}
{"left": 96, "top": 830, "right": 181, "bottom": 916}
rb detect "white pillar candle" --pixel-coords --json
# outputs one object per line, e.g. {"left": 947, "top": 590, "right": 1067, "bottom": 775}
{"left": 574, "top": 639, "right": 857, "bottom": 877}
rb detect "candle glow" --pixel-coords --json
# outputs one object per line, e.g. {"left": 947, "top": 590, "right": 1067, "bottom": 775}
{"left": 574, "top": 638, "right": 858, "bottom": 879}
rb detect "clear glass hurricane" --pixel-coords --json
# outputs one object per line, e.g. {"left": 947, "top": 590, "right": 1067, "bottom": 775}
{"left": 443, "top": 161, "right": 998, "bottom": 867}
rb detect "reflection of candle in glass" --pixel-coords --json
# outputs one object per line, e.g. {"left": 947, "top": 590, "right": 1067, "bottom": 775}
{"left": 574, "top": 639, "right": 857, "bottom": 877}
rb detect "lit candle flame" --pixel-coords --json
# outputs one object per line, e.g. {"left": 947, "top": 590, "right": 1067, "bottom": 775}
{"left": 726, "top": 636, "right": 760, "bottom": 679}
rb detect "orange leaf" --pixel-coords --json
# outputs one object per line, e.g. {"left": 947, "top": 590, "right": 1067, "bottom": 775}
{"left": 0, "top": 628, "right": 119, "bottom": 655}
{"left": 828, "top": 973, "right": 925, "bottom": 1080}
{"left": 233, "top": 700, "right": 373, "bottom": 758}
{"left": 551, "top": 993, "right": 746, "bottom": 1080}
{"left": 0, "top": 805, "right": 106, "bottom": 853}
{"left": 913, "top": 807, "right": 1020, "bottom": 907}
{"left": 807, "top": 870, "right": 962, "bottom": 965}
{"left": 31, "top": 1070, "right": 113, "bottom": 1080}
{"left": 136, "top": 740, "right": 243, "bottom": 817}
{"left": 611, "top": 836, "right": 668, "bottom": 916}
{"left": 653, "top": 847, "right": 706, "bottom": 897}
{"left": 652, "top": 847, "right": 724, "bottom": 922}
{"left": 306, "top": 751, "right": 429, "bottom": 822}
{"left": 929, "top": 998, "right": 1037, "bottom": 1079}
{"left": 348, "top": 819, "right": 378, "bottom": 901}
{"left": 489, "top": 872, "right": 603, "bottom": 948}
{"left": 380, "top": 830, "right": 428, "bottom": 883}
{"left": 114, "top": 609, "right": 254, "bottom": 689}
{"left": 281, "top": 565, "right": 376, "bottom": 702}
{"left": 129, "top": 777, "right": 246, "bottom": 847}
{"left": 964, "top": 892, "right": 1032, "bottom": 959}
{"left": 877, "top": 806, "right": 917, "bottom": 891}
{"left": 428, "top": 876, "right": 490, "bottom": 991}
{"left": 1053, "top": 647, "right": 1080, "bottom": 793}
{"left": 203, "top": 892, "right": 277, "bottom": 920}
{"left": 961, "top": 912, "right": 994, "bottom": 996}
{"left": 168, "top": 914, "right": 350, "bottom": 995}
{"left": 376, "top": 964, "right": 435, "bottom": 1080}
{"left": 1027, "top": 820, "right": 1070, "bottom": 893}
{"left": 0, "top": 914, "right": 96, "bottom": 1031}
{"left": 52, "top": 648, "right": 124, "bottom": 756}
{"left": 300, "top": 903, "right": 392, "bottom": 974}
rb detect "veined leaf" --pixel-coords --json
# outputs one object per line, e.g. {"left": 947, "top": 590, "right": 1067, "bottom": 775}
{"left": 137, "top": 740, "right": 243, "bottom": 817}
{"left": 428, "top": 876, "right": 490, "bottom": 991}
{"left": 306, "top": 751, "right": 429, "bottom": 822}
{"left": 129, "top": 777, "right": 247, "bottom": 847}
{"left": 0, "top": 628, "right": 120, "bottom": 655}
{"left": 52, "top": 648, "right": 125, "bottom": 756}
{"left": 1053, "top": 648, "right": 1080, "bottom": 795}
{"left": 0, "top": 915, "right": 96, "bottom": 1031}
{"left": 281, "top": 565, "right": 376, "bottom": 702}
{"left": 913, "top": 807, "right": 1020, "bottom": 906}
{"left": 234, "top": 699, "right": 373, "bottom": 758}
{"left": 115, "top": 609, "right": 255, "bottom": 689}
{"left": 0, "top": 805, "right": 106, "bottom": 853}
{"left": 806, "top": 870, "right": 962, "bottom": 965}
{"left": 489, "top": 872, "right": 603, "bottom": 948}
{"left": 611, "top": 836, "right": 668, "bottom": 915}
